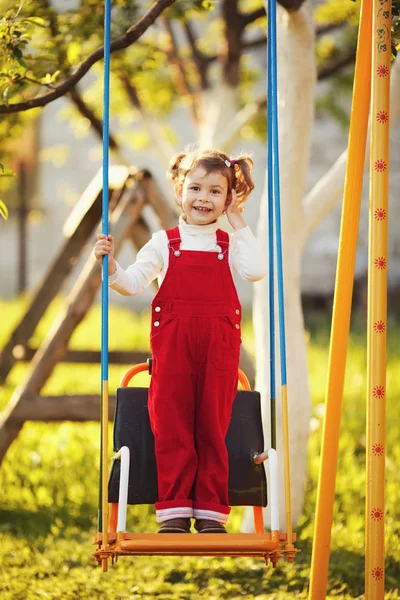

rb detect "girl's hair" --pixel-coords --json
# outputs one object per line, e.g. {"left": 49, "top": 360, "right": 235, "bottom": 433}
{"left": 167, "top": 148, "right": 254, "bottom": 209}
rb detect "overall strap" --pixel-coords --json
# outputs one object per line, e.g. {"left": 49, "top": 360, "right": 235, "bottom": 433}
{"left": 166, "top": 226, "right": 182, "bottom": 256}
{"left": 216, "top": 229, "right": 230, "bottom": 261}
{"left": 216, "top": 229, "right": 229, "bottom": 247}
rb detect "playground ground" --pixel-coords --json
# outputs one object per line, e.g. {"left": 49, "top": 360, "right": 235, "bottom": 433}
{"left": 0, "top": 299, "right": 399, "bottom": 599}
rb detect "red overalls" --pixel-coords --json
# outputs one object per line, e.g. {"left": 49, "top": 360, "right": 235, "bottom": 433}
{"left": 148, "top": 226, "right": 242, "bottom": 524}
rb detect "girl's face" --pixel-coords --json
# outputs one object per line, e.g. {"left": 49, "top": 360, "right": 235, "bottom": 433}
{"left": 177, "top": 167, "right": 230, "bottom": 226}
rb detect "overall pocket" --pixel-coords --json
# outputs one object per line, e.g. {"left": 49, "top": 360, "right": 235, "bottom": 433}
{"left": 150, "top": 312, "right": 175, "bottom": 343}
{"left": 213, "top": 316, "right": 241, "bottom": 372}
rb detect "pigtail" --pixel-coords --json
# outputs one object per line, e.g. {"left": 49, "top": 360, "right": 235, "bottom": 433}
{"left": 232, "top": 154, "right": 255, "bottom": 208}
{"left": 167, "top": 152, "right": 188, "bottom": 188}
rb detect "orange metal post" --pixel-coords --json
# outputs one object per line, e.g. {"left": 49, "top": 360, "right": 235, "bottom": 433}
{"left": 109, "top": 503, "right": 118, "bottom": 534}
{"left": 308, "top": 2, "right": 372, "bottom": 597}
{"left": 365, "top": 1, "right": 391, "bottom": 597}
{"left": 253, "top": 506, "right": 265, "bottom": 534}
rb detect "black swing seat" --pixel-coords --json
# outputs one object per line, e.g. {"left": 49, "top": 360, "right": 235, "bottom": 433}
{"left": 108, "top": 386, "right": 267, "bottom": 507}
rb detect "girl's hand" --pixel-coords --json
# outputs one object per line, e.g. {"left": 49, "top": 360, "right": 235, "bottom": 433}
{"left": 94, "top": 233, "right": 117, "bottom": 275}
{"left": 225, "top": 189, "right": 246, "bottom": 231}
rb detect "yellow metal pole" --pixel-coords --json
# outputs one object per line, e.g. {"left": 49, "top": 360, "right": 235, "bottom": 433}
{"left": 365, "top": 1, "right": 391, "bottom": 597}
{"left": 308, "top": 2, "right": 372, "bottom": 598}
{"left": 281, "top": 385, "right": 293, "bottom": 552}
{"left": 102, "top": 380, "right": 109, "bottom": 572}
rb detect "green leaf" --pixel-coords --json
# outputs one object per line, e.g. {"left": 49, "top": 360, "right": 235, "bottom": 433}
{"left": 51, "top": 70, "right": 61, "bottom": 83}
{"left": 67, "top": 42, "right": 81, "bottom": 66}
{"left": 0, "top": 200, "right": 9, "bottom": 221}
{"left": 0, "top": 166, "right": 16, "bottom": 177}
{"left": 23, "top": 17, "right": 46, "bottom": 28}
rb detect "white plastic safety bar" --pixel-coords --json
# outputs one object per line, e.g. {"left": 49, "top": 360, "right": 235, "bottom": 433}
{"left": 254, "top": 448, "right": 280, "bottom": 531}
{"left": 267, "top": 448, "right": 279, "bottom": 531}
{"left": 115, "top": 446, "right": 130, "bottom": 532}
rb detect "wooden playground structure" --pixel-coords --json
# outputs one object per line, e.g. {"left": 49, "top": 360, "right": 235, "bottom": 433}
{"left": 0, "top": 166, "right": 179, "bottom": 464}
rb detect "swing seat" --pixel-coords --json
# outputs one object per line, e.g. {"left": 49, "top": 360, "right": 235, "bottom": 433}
{"left": 94, "top": 361, "right": 297, "bottom": 571}
{"left": 108, "top": 361, "right": 267, "bottom": 507}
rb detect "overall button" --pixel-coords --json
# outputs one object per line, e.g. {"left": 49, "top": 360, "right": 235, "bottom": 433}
{"left": 235, "top": 324, "right": 240, "bottom": 329}
{"left": 174, "top": 250, "right": 181, "bottom": 257}
{"left": 154, "top": 321, "right": 160, "bottom": 327}
{"left": 235, "top": 309, "right": 240, "bottom": 315}
{"left": 155, "top": 306, "right": 161, "bottom": 312}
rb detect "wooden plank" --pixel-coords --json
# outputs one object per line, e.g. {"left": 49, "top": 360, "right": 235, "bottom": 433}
{"left": 139, "top": 171, "right": 178, "bottom": 229}
{"left": 0, "top": 166, "right": 130, "bottom": 383}
{"left": 0, "top": 181, "right": 146, "bottom": 465}
{"left": 13, "top": 347, "right": 149, "bottom": 365}
{"left": 8, "top": 394, "right": 117, "bottom": 423}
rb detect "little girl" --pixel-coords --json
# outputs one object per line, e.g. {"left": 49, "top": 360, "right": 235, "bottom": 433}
{"left": 94, "top": 148, "right": 266, "bottom": 534}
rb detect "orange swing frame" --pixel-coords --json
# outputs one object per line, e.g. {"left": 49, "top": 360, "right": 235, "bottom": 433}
{"left": 93, "top": 363, "right": 297, "bottom": 572}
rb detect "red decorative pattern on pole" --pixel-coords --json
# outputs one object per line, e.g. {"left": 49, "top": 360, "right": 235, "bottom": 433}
{"left": 371, "top": 443, "right": 384, "bottom": 457}
{"left": 372, "top": 385, "right": 385, "bottom": 398}
{"left": 374, "top": 208, "right": 386, "bottom": 220}
{"left": 372, "top": 567, "right": 384, "bottom": 581}
{"left": 373, "top": 320, "right": 385, "bottom": 333}
{"left": 374, "top": 257, "right": 387, "bottom": 269}
{"left": 374, "top": 159, "right": 387, "bottom": 172}
{"left": 376, "top": 64, "right": 389, "bottom": 77}
{"left": 371, "top": 508, "right": 384, "bottom": 521}
{"left": 376, "top": 110, "right": 389, "bottom": 124}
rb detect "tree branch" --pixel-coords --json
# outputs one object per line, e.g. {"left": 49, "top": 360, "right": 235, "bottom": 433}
{"left": 216, "top": 43, "right": 356, "bottom": 150}
{"left": 163, "top": 17, "right": 199, "bottom": 123}
{"left": 69, "top": 86, "right": 120, "bottom": 151}
{"left": 318, "top": 47, "right": 357, "bottom": 81}
{"left": 215, "top": 97, "right": 266, "bottom": 149}
{"left": 222, "top": 0, "right": 245, "bottom": 87}
{"left": 316, "top": 22, "right": 347, "bottom": 37}
{"left": 119, "top": 74, "right": 176, "bottom": 169}
{"left": 205, "top": 22, "right": 348, "bottom": 66}
{"left": 242, "top": 7, "right": 266, "bottom": 27}
{"left": 0, "top": 0, "right": 175, "bottom": 114}
{"left": 277, "top": 0, "right": 307, "bottom": 10}
{"left": 182, "top": 20, "right": 211, "bottom": 90}
{"left": 246, "top": 0, "right": 306, "bottom": 14}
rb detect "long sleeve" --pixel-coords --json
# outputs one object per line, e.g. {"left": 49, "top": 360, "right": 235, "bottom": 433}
{"left": 229, "top": 226, "right": 267, "bottom": 282}
{"left": 108, "top": 231, "right": 165, "bottom": 296}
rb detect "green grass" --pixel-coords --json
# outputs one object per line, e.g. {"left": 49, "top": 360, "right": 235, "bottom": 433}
{"left": 0, "top": 298, "right": 399, "bottom": 599}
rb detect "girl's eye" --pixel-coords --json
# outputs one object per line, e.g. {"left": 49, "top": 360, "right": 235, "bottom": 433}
{"left": 190, "top": 186, "right": 200, "bottom": 191}
{"left": 212, "top": 189, "right": 221, "bottom": 194}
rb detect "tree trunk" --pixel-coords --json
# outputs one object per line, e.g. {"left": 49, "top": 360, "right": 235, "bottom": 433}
{"left": 198, "top": 82, "right": 241, "bottom": 152}
{"left": 243, "top": 0, "right": 316, "bottom": 531}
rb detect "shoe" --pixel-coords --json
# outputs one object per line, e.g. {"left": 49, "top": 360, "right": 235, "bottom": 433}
{"left": 158, "top": 518, "right": 191, "bottom": 533}
{"left": 195, "top": 519, "right": 227, "bottom": 533}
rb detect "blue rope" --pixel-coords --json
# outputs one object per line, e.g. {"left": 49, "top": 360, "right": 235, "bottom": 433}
{"left": 267, "top": 0, "right": 276, "bottom": 447}
{"left": 268, "top": 0, "right": 288, "bottom": 387}
{"left": 101, "top": 0, "right": 111, "bottom": 384}
{"left": 99, "top": 0, "right": 111, "bottom": 530}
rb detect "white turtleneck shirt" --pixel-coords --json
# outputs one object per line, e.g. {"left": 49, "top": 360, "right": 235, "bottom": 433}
{"left": 108, "top": 215, "right": 266, "bottom": 297}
